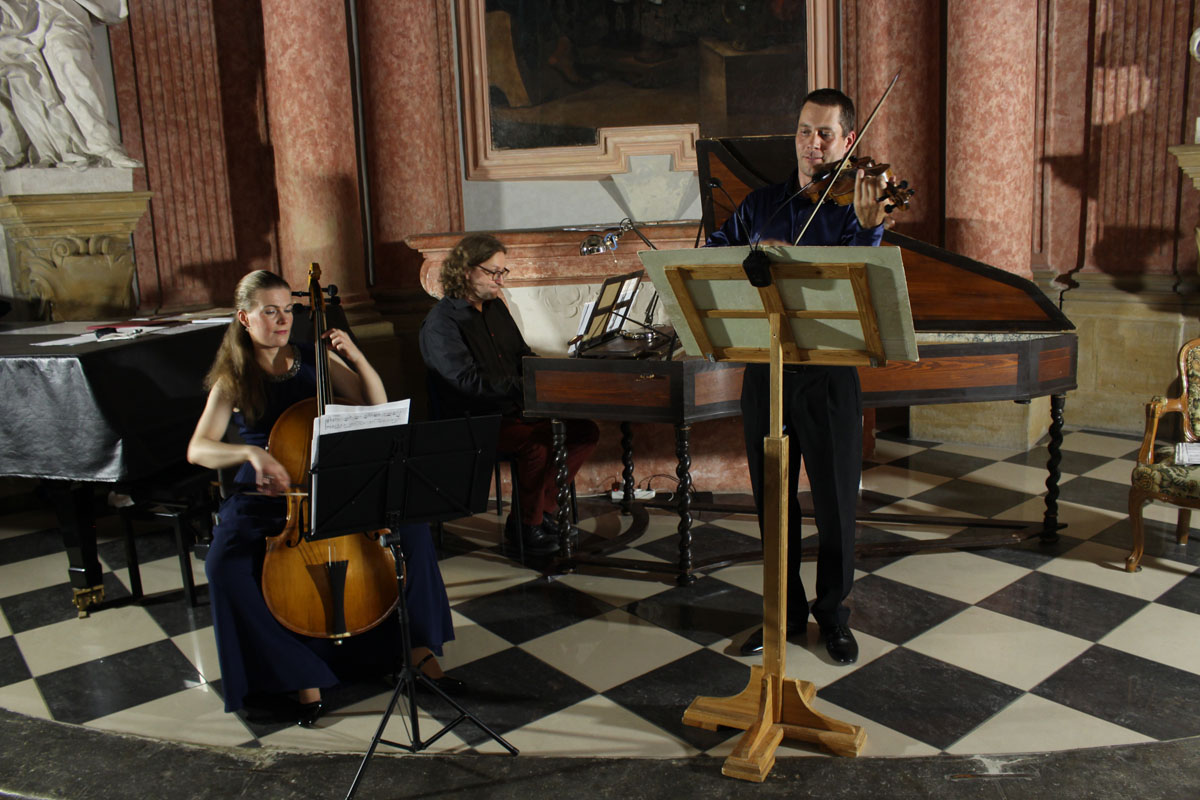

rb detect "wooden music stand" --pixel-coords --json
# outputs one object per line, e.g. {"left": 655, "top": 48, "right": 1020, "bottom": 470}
{"left": 640, "top": 245, "right": 916, "bottom": 782}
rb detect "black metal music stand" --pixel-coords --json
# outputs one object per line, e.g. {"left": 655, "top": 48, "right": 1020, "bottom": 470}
{"left": 303, "top": 415, "right": 519, "bottom": 800}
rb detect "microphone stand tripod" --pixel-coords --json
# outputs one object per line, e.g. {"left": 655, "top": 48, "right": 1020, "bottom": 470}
{"left": 345, "top": 514, "right": 518, "bottom": 800}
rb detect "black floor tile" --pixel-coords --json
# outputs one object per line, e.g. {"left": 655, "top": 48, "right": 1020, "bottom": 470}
{"left": 976, "top": 571, "right": 1147, "bottom": 642}
{"left": 35, "top": 640, "right": 203, "bottom": 725}
{"left": 624, "top": 576, "right": 762, "bottom": 647}
{"left": 1092, "top": 517, "right": 1200, "bottom": 567}
{"left": 418, "top": 646, "right": 593, "bottom": 746}
{"left": 844, "top": 573, "right": 969, "bottom": 645}
{"left": 98, "top": 525, "right": 184, "bottom": 572}
{"left": 433, "top": 526, "right": 494, "bottom": 557}
{"left": 0, "top": 635, "right": 30, "bottom": 688}
{"left": 1056, "top": 477, "right": 1138, "bottom": 515}
{"left": 453, "top": 579, "right": 613, "bottom": 646}
{"left": 909, "top": 479, "right": 1033, "bottom": 518}
{"left": 603, "top": 648, "right": 747, "bottom": 751}
{"left": 888, "top": 450, "right": 995, "bottom": 480}
{"left": 1032, "top": 644, "right": 1200, "bottom": 741}
{"left": 638, "top": 521, "right": 759, "bottom": 566}
{"left": 818, "top": 647, "right": 1023, "bottom": 750}
{"left": 0, "top": 529, "right": 64, "bottom": 566}
{"left": 1156, "top": 571, "right": 1200, "bottom": 615}
{"left": 1006, "top": 446, "right": 1111, "bottom": 476}
{"left": 947, "top": 526, "right": 1081, "bottom": 570}
{"left": 141, "top": 584, "right": 213, "bottom": 638}
{"left": 852, "top": 526, "right": 928, "bottom": 572}
{"left": 1, "top": 573, "right": 131, "bottom": 635}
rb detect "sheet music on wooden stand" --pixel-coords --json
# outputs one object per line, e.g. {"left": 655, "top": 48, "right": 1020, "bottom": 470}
{"left": 640, "top": 244, "right": 917, "bottom": 782}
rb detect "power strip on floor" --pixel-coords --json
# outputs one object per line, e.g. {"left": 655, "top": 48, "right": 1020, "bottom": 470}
{"left": 610, "top": 489, "right": 657, "bottom": 501}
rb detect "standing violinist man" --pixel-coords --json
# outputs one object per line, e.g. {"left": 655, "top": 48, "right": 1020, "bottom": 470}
{"left": 707, "top": 88, "right": 891, "bottom": 664}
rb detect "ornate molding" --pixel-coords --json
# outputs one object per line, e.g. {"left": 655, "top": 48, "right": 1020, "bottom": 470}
{"left": 0, "top": 191, "right": 151, "bottom": 319}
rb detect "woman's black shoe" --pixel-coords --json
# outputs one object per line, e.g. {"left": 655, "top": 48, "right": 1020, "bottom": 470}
{"left": 297, "top": 701, "right": 324, "bottom": 728}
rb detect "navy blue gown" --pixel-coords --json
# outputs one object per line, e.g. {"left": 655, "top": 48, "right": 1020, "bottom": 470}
{"left": 205, "top": 344, "right": 454, "bottom": 713}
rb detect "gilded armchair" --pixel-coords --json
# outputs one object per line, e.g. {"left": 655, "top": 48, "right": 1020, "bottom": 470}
{"left": 1127, "top": 338, "right": 1200, "bottom": 571}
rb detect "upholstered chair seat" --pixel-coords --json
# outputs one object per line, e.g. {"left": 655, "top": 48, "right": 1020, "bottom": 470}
{"left": 1127, "top": 344, "right": 1200, "bottom": 571}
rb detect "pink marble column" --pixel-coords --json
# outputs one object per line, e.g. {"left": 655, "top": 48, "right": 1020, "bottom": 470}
{"left": 846, "top": 0, "right": 943, "bottom": 246}
{"left": 260, "top": 0, "right": 368, "bottom": 303}
{"left": 358, "top": 0, "right": 463, "bottom": 292}
{"left": 945, "top": 0, "right": 1038, "bottom": 276}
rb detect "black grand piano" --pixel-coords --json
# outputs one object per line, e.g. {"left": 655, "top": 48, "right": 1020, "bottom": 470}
{"left": 0, "top": 322, "right": 226, "bottom": 612}
{"left": 523, "top": 135, "right": 1076, "bottom": 584}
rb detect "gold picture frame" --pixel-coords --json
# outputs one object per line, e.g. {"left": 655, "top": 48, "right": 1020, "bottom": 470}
{"left": 455, "top": 0, "right": 839, "bottom": 181}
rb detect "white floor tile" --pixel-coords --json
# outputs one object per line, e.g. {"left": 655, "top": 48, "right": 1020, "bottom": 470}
{"left": 522, "top": 608, "right": 700, "bottom": 693}
{"left": 1037, "top": 540, "right": 1191, "bottom": 601}
{"left": 905, "top": 607, "right": 1092, "bottom": 690}
{"left": 1100, "top": 603, "right": 1200, "bottom": 675}
{"left": 438, "top": 551, "right": 539, "bottom": 605}
{"left": 873, "top": 550, "right": 1030, "bottom": 605}
{"left": 0, "top": 551, "right": 73, "bottom": 598}
{"left": 171, "top": 628, "right": 221, "bottom": 684}
{"left": 85, "top": 684, "right": 253, "bottom": 747}
{"left": 260, "top": 690, "right": 470, "bottom": 753}
{"left": 870, "top": 439, "right": 928, "bottom": 463}
{"left": 946, "top": 693, "right": 1154, "bottom": 754}
{"left": 502, "top": 694, "right": 700, "bottom": 757}
{"left": 993, "top": 498, "right": 1124, "bottom": 541}
{"left": 1080, "top": 459, "right": 1138, "bottom": 486}
{"left": 932, "top": 442, "right": 1025, "bottom": 462}
{"left": 1060, "top": 431, "right": 1140, "bottom": 458}
{"left": 861, "top": 465, "right": 952, "bottom": 498}
{"left": 438, "top": 609, "right": 513, "bottom": 672}
{"left": 0, "top": 606, "right": 11, "bottom": 638}
{"left": 961, "top": 462, "right": 1070, "bottom": 497}
{"left": 16, "top": 605, "right": 168, "bottom": 676}
{"left": 0, "top": 678, "right": 52, "bottom": 719}
{"left": 556, "top": 567, "right": 676, "bottom": 609}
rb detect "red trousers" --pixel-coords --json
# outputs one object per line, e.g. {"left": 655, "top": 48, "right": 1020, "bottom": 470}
{"left": 497, "top": 417, "right": 599, "bottom": 526}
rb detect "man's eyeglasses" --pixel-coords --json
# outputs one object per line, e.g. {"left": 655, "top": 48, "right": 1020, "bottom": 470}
{"left": 475, "top": 265, "right": 510, "bottom": 279}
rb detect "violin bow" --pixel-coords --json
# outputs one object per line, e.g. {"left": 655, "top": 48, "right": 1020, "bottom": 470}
{"left": 794, "top": 67, "right": 902, "bottom": 246}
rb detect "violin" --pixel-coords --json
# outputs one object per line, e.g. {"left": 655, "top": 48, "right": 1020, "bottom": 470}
{"left": 259, "top": 264, "right": 399, "bottom": 639}
{"left": 800, "top": 155, "right": 915, "bottom": 214}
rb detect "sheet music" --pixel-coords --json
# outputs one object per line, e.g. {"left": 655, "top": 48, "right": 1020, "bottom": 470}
{"left": 308, "top": 399, "right": 410, "bottom": 534}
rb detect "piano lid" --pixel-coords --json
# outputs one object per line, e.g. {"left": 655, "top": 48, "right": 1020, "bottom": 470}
{"left": 698, "top": 136, "right": 1074, "bottom": 334}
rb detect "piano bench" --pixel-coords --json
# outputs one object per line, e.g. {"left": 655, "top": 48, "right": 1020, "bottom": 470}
{"left": 113, "top": 468, "right": 214, "bottom": 607}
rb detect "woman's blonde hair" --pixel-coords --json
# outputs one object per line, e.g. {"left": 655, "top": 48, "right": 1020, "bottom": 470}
{"left": 439, "top": 234, "right": 507, "bottom": 299}
{"left": 204, "top": 270, "right": 292, "bottom": 423}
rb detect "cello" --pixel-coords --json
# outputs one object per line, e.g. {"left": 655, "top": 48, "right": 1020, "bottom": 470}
{"left": 260, "top": 264, "right": 399, "bottom": 639}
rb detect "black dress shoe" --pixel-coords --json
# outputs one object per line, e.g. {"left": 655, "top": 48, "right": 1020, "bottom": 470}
{"left": 297, "top": 700, "right": 324, "bottom": 728}
{"left": 821, "top": 625, "right": 859, "bottom": 664}
{"left": 541, "top": 512, "right": 582, "bottom": 540}
{"left": 504, "top": 517, "right": 560, "bottom": 556}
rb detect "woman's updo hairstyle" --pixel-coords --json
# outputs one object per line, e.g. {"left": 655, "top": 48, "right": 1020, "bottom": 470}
{"left": 204, "top": 270, "right": 292, "bottom": 423}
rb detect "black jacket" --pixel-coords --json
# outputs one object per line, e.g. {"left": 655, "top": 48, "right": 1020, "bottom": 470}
{"left": 419, "top": 296, "right": 533, "bottom": 418}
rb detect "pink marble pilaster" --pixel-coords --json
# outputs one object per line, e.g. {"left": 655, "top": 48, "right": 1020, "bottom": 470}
{"left": 260, "top": 0, "right": 368, "bottom": 302}
{"left": 945, "top": 0, "right": 1038, "bottom": 277}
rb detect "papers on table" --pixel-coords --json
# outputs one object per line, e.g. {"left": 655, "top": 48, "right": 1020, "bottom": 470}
{"left": 1175, "top": 442, "right": 1200, "bottom": 465}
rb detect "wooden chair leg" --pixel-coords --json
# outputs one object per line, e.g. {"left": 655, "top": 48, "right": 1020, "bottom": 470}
{"left": 1176, "top": 508, "right": 1191, "bottom": 545}
{"left": 1127, "top": 489, "right": 1150, "bottom": 572}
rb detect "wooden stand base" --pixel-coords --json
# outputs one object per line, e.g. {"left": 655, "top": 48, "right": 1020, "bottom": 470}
{"left": 683, "top": 665, "right": 866, "bottom": 782}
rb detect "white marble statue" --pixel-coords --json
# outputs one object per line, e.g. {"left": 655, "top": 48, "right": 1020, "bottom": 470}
{"left": 0, "top": 0, "right": 140, "bottom": 169}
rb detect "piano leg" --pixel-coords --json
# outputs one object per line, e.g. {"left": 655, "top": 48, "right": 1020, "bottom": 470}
{"left": 1041, "top": 393, "right": 1066, "bottom": 543}
{"left": 620, "top": 421, "right": 635, "bottom": 516}
{"left": 551, "top": 419, "right": 573, "bottom": 560}
{"left": 675, "top": 423, "right": 696, "bottom": 586}
{"left": 45, "top": 480, "right": 105, "bottom": 616}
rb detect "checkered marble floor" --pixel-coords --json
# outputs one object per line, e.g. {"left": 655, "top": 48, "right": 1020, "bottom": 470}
{"left": 2, "top": 428, "right": 1199, "bottom": 760}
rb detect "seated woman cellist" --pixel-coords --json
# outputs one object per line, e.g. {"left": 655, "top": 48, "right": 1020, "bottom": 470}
{"left": 187, "top": 270, "right": 457, "bottom": 727}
